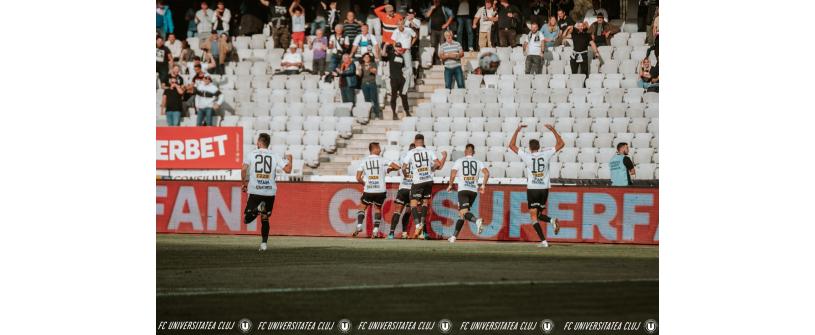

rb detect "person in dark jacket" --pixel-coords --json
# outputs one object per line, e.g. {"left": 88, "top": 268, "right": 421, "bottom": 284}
{"left": 333, "top": 53, "right": 357, "bottom": 105}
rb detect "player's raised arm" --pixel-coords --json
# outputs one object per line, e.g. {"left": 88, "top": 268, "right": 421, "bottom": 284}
{"left": 433, "top": 150, "right": 448, "bottom": 170}
{"left": 241, "top": 163, "right": 249, "bottom": 192}
{"left": 480, "top": 167, "right": 490, "bottom": 194}
{"left": 543, "top": 124, "right": 565, "bottom": 152}
{"left": 282, "top": 154, "right": 293, "bottom": 173}
{"left": 387, "top": 161, "right": 401, "bottom": 172}
{"left": 508, "top": 124, "right": 526, "bottom": 154}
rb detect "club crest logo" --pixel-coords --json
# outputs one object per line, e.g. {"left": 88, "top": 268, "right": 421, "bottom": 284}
{"left": 338, "top": 319, "right": 352, "bottom": 334}
{"left": 644, "top": 319, "right": 658, "bottom": 334}
{"left": 541, "top": 319, "right": 554, "bottom": 334}
{"left": 238, "top": 318, "right": 253, "bottom": 334}
{"left": 439, "top": 319, "right": 452, "bottom": 333}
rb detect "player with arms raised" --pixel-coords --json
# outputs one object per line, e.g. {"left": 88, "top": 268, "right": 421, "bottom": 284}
{"left": 242, "top": 133, "right": 293, "bottom": 251}
{"left": 446, "top": 144, "right": 490, "bottom": 243}
{"left": 402, "top": 134, "right": 447, "bottom": 239}
{"left": 508, "top": 123, "right": 563, "bottom": 247}
{"left": 354, "top": 142, "right": 401, "bottom": 238}
{"left": 388, "top": 143, "right": 416, "bottom": 239}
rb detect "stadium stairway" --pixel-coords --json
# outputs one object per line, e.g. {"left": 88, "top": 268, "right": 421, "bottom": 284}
{"left": 304, "top": 119, "right": 399, "bottom": 176}
{"left": 409, "top": 52, "right": 481, "bottom": 105}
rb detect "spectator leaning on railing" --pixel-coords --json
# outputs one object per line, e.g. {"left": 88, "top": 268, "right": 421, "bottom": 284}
{"left": 193, "top": 74, "right": 223, "bottom": 126}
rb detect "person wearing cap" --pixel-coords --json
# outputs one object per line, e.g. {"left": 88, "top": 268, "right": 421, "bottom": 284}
{"left": 193, "top": 75, "right": 223, "bottom": 126}
{"left": 390, "top": 19, "right": 416, "bottom": 83}
{"left": 587, "top": 12, "right": 619, "bottom": 47}
{"left": 583, "top": 0, "right": 609, "bottom": 25}
{"left": 281, "top": 43, "right": 303, "bottom": 75}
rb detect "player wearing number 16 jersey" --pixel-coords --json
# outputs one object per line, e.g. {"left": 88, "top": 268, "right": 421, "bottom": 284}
{"left": 446, "top": 144, "right": 490, "bottom": 243}
{"left": 402, "top": 134, "right": 447, "bottom": 239}
{"left": 508, "top": 123, "right": 564, "bottom": 248}
{"left": 355, "top": 142, "right": 401, "bottom": 238}
{"left": 242, "top": 133, "right": 293, "bottom": 251}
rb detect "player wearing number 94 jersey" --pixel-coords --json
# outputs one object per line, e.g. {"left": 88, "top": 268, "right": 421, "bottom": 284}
{"left": 401, "top": 134, "right": 447, "bottom": 239}
{"left": 242, "top": 133, "right": 293, "bottom": 251}
{"left": 446, "top": 144, "right": 490, "bottom": 243}
{"left": 354, "top": 142, "right": 401, "bottom": 238}
{"left": 508, "top": 123, "right": 564, "bottom": 248}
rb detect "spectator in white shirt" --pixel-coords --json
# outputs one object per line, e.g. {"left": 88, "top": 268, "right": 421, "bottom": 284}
{"left": 473, "top": 0, "right": 498, "bottom": 49}
{"left": 195, "top": 1, "right": 214, "bottom": 41}
{"left": 193, "top": 75, "right": 223, "bottom": 126}
{"left": 281, "top": 43, "right": 304, "bottom": 74}
{"left": 211, "top": 1, "right": 231, "bottom": 35}
{"left": 351, "top": 24, "right": 379, "bottom": 62}
{"left": 390, "top": 19, "right": 416, "bottom": 85}
{"left": 523, "top": 21, "right": 545, "bottom": 74}
{"left": 165, "top": 33, "right": 182, "bottom": 61}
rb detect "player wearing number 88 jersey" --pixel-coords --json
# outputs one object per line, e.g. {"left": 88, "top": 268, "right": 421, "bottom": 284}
{"left": 508, "top": 123, "right": 564, "bottom": 248}
{"left": 354, "top": 142, "right": 401, "bottom": 238}
{"left": 446, "top": 144, "right": 490, "bottom": 243}
{"left": 242, "top": 133, "right": 293, "bottom": 251}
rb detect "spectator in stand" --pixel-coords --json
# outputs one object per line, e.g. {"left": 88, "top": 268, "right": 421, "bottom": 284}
{"left": 456, "top": 0, "right": 475, "bottom": 51}
{"left": 541, "top": 16, "right": 558, "bottom": 65}
{"left": 195, "top": 1, "right": 214, "bottom": 41}
{"left": 426, "top": 0, "right": 454, "bottom": 65}
{"left": 557, "top": 0, "right": 574, "bottom": 15}
{"left": 523, "top": 22, "right": 545, "bottom": 74}
{"left": 649, "top": 7, "right": 659, "bottom": 57}
{"left": 637, "top": 0, "right": 649, "bottom": 32}
{"left": 179, "top": 40, "right": 195, "bottom": 64}
{"left": 365, "top": 5, "right": 382, "bottom": 44}
{"left": 311, "top": 1, "right": 328, "bottom": 36}
{"left": 352, "top": 24, "right": 379, "bottom": 62}
{"left": 566, "top": 21, "right": 598, "bottom": 75}
{"left": 156, "top": 36, "right": 174, "bottom": 83}
{"left": 583, "top": 0, "right": 609, "bottom": 25}
{"left": 327, "top": 24, "right": 346, "bottom": 73}
{"left": 384, "top": 43, "right": 410, "bottom": 119}
{"left": 326, "top": 1, "right": 340, "bottom": 33}
{"left": 310, "top": 29, "right": 328, "bottom": 76}
{"left": 162, "top": 75, "right": 185, "bottom": 126}
{"left": 289, "top": 1, "right": 306, "bottom": 50}
{"left": 555, "top": 9, "right": 573, "bottom": 46}
{"left": 588, "top": 13, "right": 619, "bottom": 47}
{"left": 188, "top": 55, "right": 215, "bottom": 75}
{"left": 194, "top": 75, "right": 223, "bottom": 126}
{"left": 239, "top": 0, "right": 267, "bottom": 36}
{"left": 212, "top": 1, "right": 231, "bottom": 36}
{"left": 200, "top": 33, "right": 231, "bottom": 75}
{"left": 359, "top": 53, "right": 381, "bottom": 120}
{"left": 405, "top": 9, "right": 422, "bottom": 68}
{"left": 473, "top": 0, "right": 498, "bottom": 49}
{"left": 440, "top": 30, "right": 465, "bottom": 89}
{"left": 164, "top": 64, "right": 185, "bottom": 89}
{"left": 391, "top": 19, "right": 417, "bottom": 83}
{"left": 610, "top": 142, "right": 635, "bottom": 186}
{"left": 156, "top": 1, "right": 174, "bottom": 39}
{"left": 334, "top": 54, "right": 357, "bottom": 105}
{"left": 496, "top": 0, "right": 521, "bottom": 47}
{"left": 638, "top": 58, "right": 654, "bottom": 89}
{"left": 281, "top": 43, "right": 304, "bottom": 75}
{"left": 342, "top": 11, "right": 363, "bottom": 47}
{"left": 527, "top": 0, "right": 548, "bottom": 27}
{"left": 185, "top": 8, "right": 198, "bottom": 38}
{"left": 265, "top": 0, "right": 290, "bottom": 49}
{"left": 165, "top": 33, "right": 182, "bottom": 61}
{"left": 374, "top": 4, "right": 403, "bottom": 46}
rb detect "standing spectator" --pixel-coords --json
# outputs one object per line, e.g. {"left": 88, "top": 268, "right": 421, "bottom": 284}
{"left": 523, "top": 22, "right": 545, "bottom": 74}
{"left": 384, "top": 44, "right": 410, "bottom": 119}
{"left": 165, "top": 33, "right": 182, "bottom": 61}
{"left": 589, "top": 13, "right": 619, "bottom": 47}
{"left": 374, "top": 4, "right": 403, "bottom": 46}
{"left": 156, "top": 1, "right": 174, "bottom": 39}
{"left": 194, "top": 75, "right": 223, "bottom": 126}
{"left": 439, "top": 30, "right": 464, "bottom": 89}
{"left": 164, "top": 64, "right": 185, "bottom": 89}
{"left": 334, "top": 54, "right": 357, "bottom": 105}
{"left": 456, "top": 0, "right": 475, "bottom": 51}
{"left": 405, "top": 9, "right": 422, "bottom": 68}
{"left": 637, "top": 0, "right": 649, "bottom": 32}
{"left": 473, "top": 0, "right": 497, "bottom": 49}
{"left": 311, "top": 1, "right": 328, "bottom": 36}
{"left": 212, "top": 1, "right": 231, "bottom": 36}
{"left": 426, "top": 0, "right": 454, "bottom": 65}
{"left": 566, "top": 21, "right": 597, "bottom": 75}
{"left": 289, "top": 2, "right": 306, "bottom": 50}
{"left": 557, "top": 0, "right": 575, "bottom": 15}
{"left": 281, "top": 43, "right": 304, "bottom": 75}
{"left": 326, "top": 1, "right": 340, "bottom": 33}
{"left": 365, "top": 5, "right": 382, "bottom": 44}
{"left": 266, "top": 0, "right": 290, "bottom": 49}
{"left": 541, "top": 17, "right": 558, "bottom": 64}
{"left": 610, "top": 142, "right": 635, "bottom": 186}
{"left": 162, "top": 75, "right": 185, "bottom": 126}
{"left": 555, "top": 9, "right": 574, "bottom": 46}
{"left": 195, "top": 1, "right": 214, "bottom": 41}
{"left": 200, "top": 33, "right": 230, "bottom": 75}
{"left": 240, "top": 0, "right": 268, "bottom": 36}
{"left": 185, "top": 8, "right": 198, "bottom": 38}
{"left": 391, "top": 19, "right": 417, "bottom": 83}
{"left": 352, "top": 24, "right": 379, "bottom": 62}
{"left": 188, "top": 55, "right": 215, "bottom": 75}
{"left": 583, "top": 0, "right": 609, "bottom": 25}
{"left": 527, "top": 0, "right": 547, "bottom": 27}
{"left": 327, "top": 24, "right": 346, "bottom": 73}
{"left": 342, "top": 11, "right": 363, "bottom": 46}
{"left": 179, "top": 40, "right": 195, "bottom": 64}
{"left": 156, "top": 36, "right": 174, "bottom": 83}
{"left": 310, "top": 29, "right": 328, "bottom": 76}
{"left": 496, "top": 0, "right": 521, "bottom": 47}
{"left": 359, "top": 53, "right": 381, "bottom": 120}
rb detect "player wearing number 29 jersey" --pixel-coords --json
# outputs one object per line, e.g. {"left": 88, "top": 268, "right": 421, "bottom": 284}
{"left": 508, "top": 123, "right": 563, "bottom": 248}
{"left": 242, "top": 133, "right": 293, "bottom": 251}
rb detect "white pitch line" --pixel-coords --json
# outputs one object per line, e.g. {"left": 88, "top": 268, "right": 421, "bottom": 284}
{"left": 157, "top": 278, "right": 657, "bottom": 297}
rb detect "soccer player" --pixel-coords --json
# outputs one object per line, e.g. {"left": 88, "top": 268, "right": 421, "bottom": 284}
{"left": 402, "top": 134, "right": 447, "bottom": 239}
{"left": 508, "top": 123, "right": 563, "bottom": 247}
{"left": 446, "top": 144, "right": 490, "bottom": 243}
{"left": 242, "top": 133, "right": 293, "bottom": 251}
{"left": 354, "top": 142, "right": 401, "bottom": 238}
{"left": 388, "top": 143, "right": 416, "bottom": 239}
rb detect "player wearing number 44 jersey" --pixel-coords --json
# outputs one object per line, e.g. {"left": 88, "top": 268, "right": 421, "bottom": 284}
{"left": 402, "top": 134, "right": 447, "bottom": 239}
{"left": 242, "top": 133, "right": 293, "bottom": 251}
{"left": 355, "top": 142, "right": 401, "bottom": 238}
{"left": 446, "top": 144, "right": 490, "bottom": 243}
{"left": 508, "top": 123, "right": 564, "bottom": 248}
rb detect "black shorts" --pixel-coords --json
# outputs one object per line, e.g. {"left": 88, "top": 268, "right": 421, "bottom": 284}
{"left": 411, "top": 181, "right": 433, "bottom": 200}
{"left": 394, "top": 188, "right": 411, "bottom": 205}
{"left": 361, "top": 192, "right": 387, "bottom": 206}
{"left": 457, "top": 190, "right": 478, "bottom": 210}
{"left": 245, "top": 194, "right": 276, "bottom": 217}
{"left": 526, "top": 189, "right": 549, "bottom": 210}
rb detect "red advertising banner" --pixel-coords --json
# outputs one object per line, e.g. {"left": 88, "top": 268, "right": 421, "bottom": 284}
{"left": 157, "top": 181, "right": 658, "bottom": 244}
{"left": 156, "top": 127, "right": 243, "bottom": 169}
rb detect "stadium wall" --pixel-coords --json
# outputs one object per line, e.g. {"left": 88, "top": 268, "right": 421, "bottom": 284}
{"left": 156, "top": 181, "right": 658, "bottom": 244}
